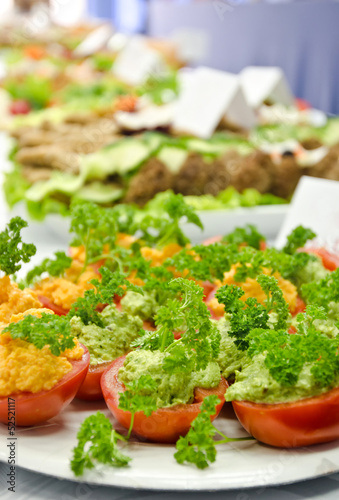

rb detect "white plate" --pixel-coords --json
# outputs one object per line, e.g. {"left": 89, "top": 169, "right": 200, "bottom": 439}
{"left": 1, "top": 400, "right": 339, "bottom": 491}
{"left": 11, "top": 203, "right": 289, "bottom": 245}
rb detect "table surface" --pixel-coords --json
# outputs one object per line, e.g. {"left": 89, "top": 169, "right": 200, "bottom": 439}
{"left": 1, "top": 135, "right": 339, "bottom": 499}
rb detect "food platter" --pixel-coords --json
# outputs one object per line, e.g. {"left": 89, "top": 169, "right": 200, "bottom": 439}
{"left": 1, "top": 399, "right": 339, "bottom": 491}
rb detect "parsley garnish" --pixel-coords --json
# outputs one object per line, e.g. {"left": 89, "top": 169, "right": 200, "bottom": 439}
{"left": 301, "top": 269, "right": 339, "bottom": 311}
{"left": 71, "top": 412, "right": 131, "bottom": 476}
{"left": 283, "top": 226, "right": 316, "bottom": 255}
{"left": 68, "top": 267, "right": 143, "bottom": 327}
{"left": 133, "top": 278, "right": 220, "bottom": 372}
{"left": 0, "top": 217, "right": 36, "bottom": 275}
{"left": 215, "top": 282, "right": 269, "bottom": 350}
{"left": 24, "top": 251, "right": 72, "bottom": 285}
{"left": 118, "top": 375, "right": 158, "bottom": 438}
{"left": 3, "top": 313, "right": 75, "bottom": 356}
{"left": 247, "top": 315, "right": 339, "bottom": 389}
{"left": 222, "top": 224, "right": 265, "bottom": 250}
{"left": 139, "top": 193, "right": 203, "bottom": 248}
{"left": 70, "top": 201, "right": 119, "bottom": 272}
{"left": 174, "top": 395, "right": 252, "bottom": 469}
{"left": 166, "top": 243, "right": 236, "bottom": 283}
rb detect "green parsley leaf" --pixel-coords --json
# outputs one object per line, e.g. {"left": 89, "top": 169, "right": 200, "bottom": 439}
{"left": 174, "top": 395, "right": 252, "bottom": 469}
{"left": 24, "top": 251, "right": 72, "bottom": 286}
{"left": 0, "top": 217, "right": 36, "bottom": 275}
{"left": 247, "top": 323, "right": 339, "bottom": 389}
{"left": 301, "top": 269, "right": 339, "bottom": 311}
{"left": 70, "top": 201, "right": 118, "bottom": 270}
{"left": 256, "top": 275, "right": 289, "bottom": 329}
{"left": 68, "top": 267, "right": 143, "bottom": 327}
{"left": 71, "top": 411, "right": 131, "bottom": 476}
{"left": 3, "top": 313, "right": 75, "bottom": 356}
{"left": 166, "top": 243, "right": 236, "bottom": 283}
{"left": 132, "top": 278, "right": 220, "bottom": 374}
{"left": 283, "top": 226, "right": 316, "bottom": 255}
{"left": 118, "top": 375, "right": 158, "bottom": 438}
{"left": 222, "top": 224, "right": 266, "bottom": 250}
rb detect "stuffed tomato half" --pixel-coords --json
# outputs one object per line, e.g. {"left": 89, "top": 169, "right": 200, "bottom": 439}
{"left": 101, "top": 354, "right": 228, "bottom": 443}
{"left": 0, "top": 311, "right": 90, "bottom": 426}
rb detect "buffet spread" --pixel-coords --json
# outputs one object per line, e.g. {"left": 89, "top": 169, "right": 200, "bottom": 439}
{"left": 1, "top": 20, "right": 339, "bottom": 492}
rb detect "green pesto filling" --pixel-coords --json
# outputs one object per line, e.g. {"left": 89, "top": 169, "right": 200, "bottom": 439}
{"left": 71, "top": 304, "right": 143, "bottom": 366}
{"left": 118, "top": 349, "right": 221, "bottom": 409}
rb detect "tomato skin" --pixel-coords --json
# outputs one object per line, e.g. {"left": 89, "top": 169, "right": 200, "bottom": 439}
{"left": 10, "top": 99, "right": 31, "bottom": 115}
{"left": 38, "top": 295, "right": 69, "bottom": 316}
{"left": 295, "top": 98, "right": 311, "bottom": 111}
{"left": 101, "top": 355, "right": 228, "bottom": 443}
{"left": 291, "top": 296, "right": 306, "bottom": 316}
{"left": 0, "top": 344, "right": 90, "bottom": 426}
{"left": 202, "top": 281, "right": 217, "bottom": 301}
{"left": 202, "top": 235, "right": 222, "bottom": 246}
{"left": 76, "top": 321, "right": 154, "bottom": 401}
{"left": 232, "top": 385, "right": 339, "bottom": 448}
{"left": 202, "top": 236, "right": 266, "bottom": 251}
{"left": 76, "top": 361, "right": 112, "bottom": 401}
{"left": 301, "top": 247, "right": 339, "bottom": 272}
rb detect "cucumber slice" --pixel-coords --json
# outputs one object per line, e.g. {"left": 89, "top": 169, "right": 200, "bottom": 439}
{"left": 73, "top": 182, "right": 124, "bottom": 204}
{"left": 82, "top": 138, "right": 151, "bottom": 180}
{"left": 157, "top": 145, "right": 188, "bottom": 173}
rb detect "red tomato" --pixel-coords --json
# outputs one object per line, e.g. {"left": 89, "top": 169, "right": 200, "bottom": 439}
{"left": 10, "top": 100, "right": 31, "bottom": 115}
{"left": 202, "top": 235, "right": 222, "bottom": 246}
{"left": 295, "top": 98, "right": 311, "bottom": 111}
{"left": 76, "top": 320, "right": 155, "bottom": 401}
{"left": 232, "top": 385, "right": 339, "bottom": 448}
{"left": 76, "top": 361, "right": 112, "bottom": 401}
{"left": 38, "top": 295, "right": 69, "bottom": 316}
{"left": 205, "top": 287, "right": 224, "bottom": 320}
{"left": 202, "top": 281, "right": 217, "bottom": 301}
{"left": 0, "top": 345, "right": 90, "bottom": 426}
{"left": 301, "top": 247, "right": 339, "bottom": 272}
{"left": 202, "top": 236, "right": 266, "bottom": 251}
{"left": 291, "top": 296, "right": 306, "bottom": 316}
{"left": 101, "top": 355, "right": 228, "bottom": 443}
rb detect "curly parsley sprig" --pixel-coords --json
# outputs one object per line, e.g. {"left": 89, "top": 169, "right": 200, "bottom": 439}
{"left": 24, "top": 251, "right": 72, "bottom": 286}
{"left": 247, "top": 309, "right": 339, "bottom": 389}
{"left": 3, "top": 313, "right": 75, "bottom": 356}
{"left": 175, "top": 395, "right": 253, "bottom": 469}
{"left": 0, "top": 217, "right": 36, "bottom": 276}
{"left": 71, "top": 412, "right": 131, "bottom": 476}
{"left": 222, "top": 224, "right": 266, "bottom": 250}
{"left": 283, "top": 226, "right": 316, "bottom": 255}
{"left": 132, "top": 278, "right": 220, "bottom": 372}
{"left": 68, "top": 267, "right": 143, "bottom": 327}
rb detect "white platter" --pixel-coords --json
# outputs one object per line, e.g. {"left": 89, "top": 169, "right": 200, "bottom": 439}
{"left": 11, "top": 203, "right": 289, "bottom": 245}
{"left": 1, "top": 400, "right": 339, "bottom": 491}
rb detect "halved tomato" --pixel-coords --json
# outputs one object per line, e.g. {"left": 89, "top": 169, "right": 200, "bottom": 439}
{"left": 232, "top": 385, "right": 339, "bottom": 448}
{"left": 0, "top": 344, "right": 90, "bottom": 426}
{"left": 76, "top": 360, "right": 112, "bottom": 401}
{"left": 202, "top": 281, "right": 217, "bottom": 301}
{"left": 101, "top": 355, "right": 228, "bottom": 443}
{"left": 76, "top": 321, "right": 156, "bottom": 401}
{"left": 291, "top": 296, "right": 306, "bottom": 316}
{"left": 301, "top": 247, "right": 339, "bottom": 272}
{"left": 38, "top": 295, "right": 69, "bottom": 316}
{"left": 202, "top": 236, "right": 266, "bottom": 251}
